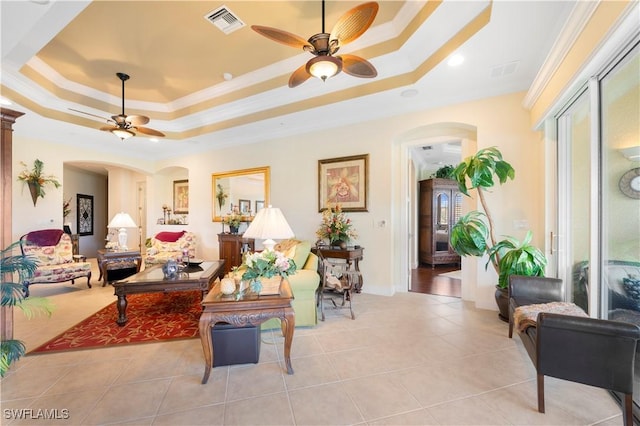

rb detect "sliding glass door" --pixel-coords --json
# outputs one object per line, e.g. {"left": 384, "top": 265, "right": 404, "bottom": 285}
{"left": 557, "top": 39, "right": 639, "bottom": 414}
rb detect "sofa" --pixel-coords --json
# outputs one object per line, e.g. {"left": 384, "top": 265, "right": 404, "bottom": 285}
{"left": 145, "top": 230, "right": 196, "bottom": 265}
{"left": 19, "top": 229, "right": 92, "bottom": 297}
{"left": 232, "top": 239, "right": 320, "bottom": 329}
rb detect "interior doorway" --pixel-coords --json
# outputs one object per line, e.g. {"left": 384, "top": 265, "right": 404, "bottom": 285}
{"left": 395, "top": 122, "right": 477, "bottom": 298}
{"left": 409, "top": 141, "right": 462, "bottom": 297}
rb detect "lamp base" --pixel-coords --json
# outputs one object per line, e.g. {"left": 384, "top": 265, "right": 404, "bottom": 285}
{"left": 118, "top": 228, "right": 128, "bottom": 250}
{"left": 262, "top": 239, "right": 276, "bottom": 251}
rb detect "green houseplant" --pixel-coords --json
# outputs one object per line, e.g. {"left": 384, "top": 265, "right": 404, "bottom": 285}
{"left": 1, "top": 242, "right": 53, "bottom": 376}
{"left": 449, "top": 147, "right": 547, "bottom": 320}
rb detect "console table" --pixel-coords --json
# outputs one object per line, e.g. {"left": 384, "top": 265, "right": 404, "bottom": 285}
{"left": 97, "top": 249, "right": 142, "bottom": 286}
{"left": 311, "top": 246, "right": 364, "bottom": 292}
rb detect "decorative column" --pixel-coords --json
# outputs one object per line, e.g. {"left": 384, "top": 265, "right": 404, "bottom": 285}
{"left": 1, "top": 107, "right": 25, "bottom": 342}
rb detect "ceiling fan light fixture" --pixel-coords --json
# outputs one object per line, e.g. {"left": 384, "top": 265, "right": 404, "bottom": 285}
{"left": 112, "top": 128, "right": 134, "bottom": 140}
{"left": 306, "top": 56, "right": 342, "bottom": 82}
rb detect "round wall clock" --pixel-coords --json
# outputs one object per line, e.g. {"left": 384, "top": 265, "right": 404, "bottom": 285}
{"left": 619, "top": 168, "right": 640, "bottom": 199}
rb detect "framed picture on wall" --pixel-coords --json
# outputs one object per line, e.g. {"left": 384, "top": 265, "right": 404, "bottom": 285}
{"left": 255, "top": 200, "right": 264, "bottom": 213}
{"left": 173, "top": 180, "right": 189, "bottom": 214}
{"left": 318, "top": 154, "right": 369, "bottom": 212}
{"left": 239, "top": 199, "right": 250, "bottom": 214}
{"left": 77, "top": 194, "right": 94, "bottom": 236}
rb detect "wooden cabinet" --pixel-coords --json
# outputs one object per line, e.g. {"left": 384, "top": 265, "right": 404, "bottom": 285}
{"left": 218, "top": 233, "right": 254, "bottom": 276}
{"left": 418, "top": 178, "right": 462, "bottom": 266}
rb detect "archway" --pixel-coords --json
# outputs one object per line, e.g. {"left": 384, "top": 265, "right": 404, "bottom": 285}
{"left": 393, "top": 122, "right": 477, "bottom": 299}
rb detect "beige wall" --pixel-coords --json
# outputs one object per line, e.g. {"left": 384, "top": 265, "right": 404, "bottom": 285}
{"left": 11, "top": 91, "right": 545, "bottom": 311}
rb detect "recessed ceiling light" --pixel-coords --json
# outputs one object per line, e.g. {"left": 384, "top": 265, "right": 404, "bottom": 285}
{"left": 447, "top": 54, "right": 464, "bottom": 67}
{"left": 149, "top": 138, "right": 159, "bottom": 143}
{"left": 401, "top": 89, "right": 419, "bottom": 98}
{"left": 0, "top": 98, "right": 13, "bottom": 106}
{"left": 223, "top": 73, "right": 233, "bottom": 81}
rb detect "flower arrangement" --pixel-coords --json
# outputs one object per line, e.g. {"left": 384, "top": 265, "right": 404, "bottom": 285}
{"left": 17, "top": 159, "right": 60, "bottom": 205}
{"left": 316, "top": 204, "right": 357, "bottom": 244}
{"left": 241, "top": 250, "right": 297, "bottom": 293}
{"left": 223, "top": 213, "right": 243, "bottom": 228}
{"left": 62, "top": 197, "right": 72, "bottom": 218}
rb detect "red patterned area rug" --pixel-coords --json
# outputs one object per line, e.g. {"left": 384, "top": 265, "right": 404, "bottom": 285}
{"left": 30, "top": 291, "right": 202, "bottom": 354}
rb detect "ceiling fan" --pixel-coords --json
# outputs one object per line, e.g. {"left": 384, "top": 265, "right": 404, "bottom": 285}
{"left": 71, "top": 72, "right": 165, "bottom": 140}
{"left": 252, "top": 1, "right": 379, "bottom": 88}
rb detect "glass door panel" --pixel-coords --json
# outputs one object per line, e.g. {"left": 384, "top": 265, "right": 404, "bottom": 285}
{"left": 600, "top": 44, "right": 639, "bottom": 322}
{"left": 557, "top": 90, "right": 591, "bottom": 312}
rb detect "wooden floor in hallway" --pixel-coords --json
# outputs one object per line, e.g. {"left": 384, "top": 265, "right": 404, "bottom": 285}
{"left": 410, "top": 264, "right": 461, "bottom": 298}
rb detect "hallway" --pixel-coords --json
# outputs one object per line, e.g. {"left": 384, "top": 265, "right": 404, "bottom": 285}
{"left": 410, "top": 264, "right": 461, "bottom": 298}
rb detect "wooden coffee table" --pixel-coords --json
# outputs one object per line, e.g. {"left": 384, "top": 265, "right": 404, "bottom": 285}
{"left": 111, "top": 260, "right": 225, "bottom": 326}
{"left": 199, "top": 279, "right": 295, "bottom": 384}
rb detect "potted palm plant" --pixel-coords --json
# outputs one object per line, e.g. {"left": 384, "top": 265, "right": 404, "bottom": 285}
{"left": 1, "top": 242, "right": 53, "bottom": 376}
{"left": 449, "top": 147, "right": 547, "bottom": 321}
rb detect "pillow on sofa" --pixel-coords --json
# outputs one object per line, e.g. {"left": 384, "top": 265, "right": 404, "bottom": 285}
{"left": 155, "top": 231, "right": 185, "bottom": 242}
{"left": 622, "top": 277, "right": 640, "bottom": 302}
{"left": 291, "top": 240, "right": 311, "bottom": 270}
{"left": 611, "top": 289, "right": 640, "bottom": 311}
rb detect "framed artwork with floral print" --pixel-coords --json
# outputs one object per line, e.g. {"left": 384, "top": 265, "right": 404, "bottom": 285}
{"left": 173, "top": 180, "right": 189, "bottom": 214}
{"left": 318, "top": 154, "right": 368, "bottom": 212}
{"left": 77, "top": 193, "right": 94, "bottom": 236}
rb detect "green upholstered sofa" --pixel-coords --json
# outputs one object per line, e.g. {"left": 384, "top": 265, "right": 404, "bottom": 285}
{"left": 233, "top": 239, "right": 320, "bottom": 329}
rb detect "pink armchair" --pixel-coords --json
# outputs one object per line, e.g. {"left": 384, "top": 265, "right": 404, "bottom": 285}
{"left": 144, "top": 230, "right": 196, "bottom": 265}
{"left": 19, "top": 229, "right": 92, "bottom": 297}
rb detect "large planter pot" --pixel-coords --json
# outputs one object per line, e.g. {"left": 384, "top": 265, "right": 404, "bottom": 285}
{"left": 494, "top": 286, "right": 509, "bottom": 323}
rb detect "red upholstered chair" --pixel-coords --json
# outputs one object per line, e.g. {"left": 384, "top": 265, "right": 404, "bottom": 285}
{"left": 19, "top": 229, "right": 92, "bottom": 297}
{"left": 144, "top": 231, "right": 196, "bottom": 265}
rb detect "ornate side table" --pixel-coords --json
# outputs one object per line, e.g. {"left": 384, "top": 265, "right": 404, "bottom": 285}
{"left": 199, "top": 280, "right": 295, "bottom": 384}
{"left": 97, "top": 249, "right": 142, "bottom": 286}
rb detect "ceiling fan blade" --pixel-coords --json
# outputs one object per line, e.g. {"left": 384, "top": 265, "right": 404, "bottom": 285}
{"left": 99, "top": 125, "right": 119, "bottom": 132}
{"left": 252, "top": 25, "right": 311, "bottom": 50}
{"left": 340, "top": 54, "right": 377, "bottom": 78}
{"left": 126, "top": 115, "right": 150, "bottom": 126}
{"left": 68, "top": 108, "right": 109, "bottom": 121}
{"left": 288, "top": 64, "right": 312, "bottom": 88}
{"left": 330, "top": 2, "right": 379, "bottom": 47}
{"left": 135, "top": 127, "right": 165, "bottom": 137}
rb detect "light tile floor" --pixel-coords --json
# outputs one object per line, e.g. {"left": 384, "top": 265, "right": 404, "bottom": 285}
{"left": 1, "top": 259, "right": 623, "bottom": 425}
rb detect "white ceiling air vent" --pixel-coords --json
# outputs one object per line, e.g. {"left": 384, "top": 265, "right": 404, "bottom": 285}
{"left": 490, "top": 61, "right": 520, "bottom": 78}
{"left": 204, "top": 5, "right": 245, "bottom": 35}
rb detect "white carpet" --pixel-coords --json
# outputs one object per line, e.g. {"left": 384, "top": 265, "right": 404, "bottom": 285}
{"left": 438, "top": 270, "right": 462, "bottom": 280}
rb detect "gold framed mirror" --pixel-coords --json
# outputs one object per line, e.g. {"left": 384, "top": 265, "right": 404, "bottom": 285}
{"left": 212, "top": 166, "right": 270, "bottom": 222}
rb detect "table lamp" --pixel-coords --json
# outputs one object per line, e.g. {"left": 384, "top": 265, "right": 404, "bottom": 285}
{"left": 107, "top": 212, "right": 137, "bottom": 250}
{"left": 242, "top": 206, "right": 294, "bottom": 251}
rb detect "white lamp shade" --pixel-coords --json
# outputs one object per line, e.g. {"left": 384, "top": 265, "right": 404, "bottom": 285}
{"left": 242, "top": 206, "right": 294, "bottom": 250}
{"left": 108, "top": 212, "right": 137, "bottom": 250}
{"left": 108, "top": 212, "right": 137, "bottom": 229}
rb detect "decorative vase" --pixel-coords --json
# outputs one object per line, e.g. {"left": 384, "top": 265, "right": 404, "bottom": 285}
{"left": 220, "top": 277, "right": 236, "bottom": 295}
{"left": 28, "top": 182, "right": 39, "bottom": 206}
{"left": 331, "top": 239, "right": 347, "bottom": 249}
{"left": 494, "top": 286, "right": 509, "bottom": 322}
{"left": 162, "top": 259, "right": 179, "bottom": 279}
{"left": 229, "top": 225, "right": 239, "bottom": 234}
